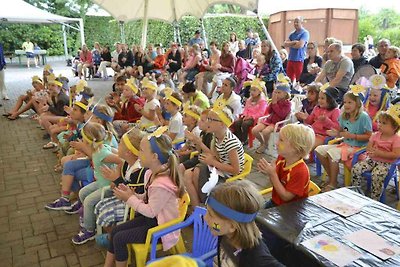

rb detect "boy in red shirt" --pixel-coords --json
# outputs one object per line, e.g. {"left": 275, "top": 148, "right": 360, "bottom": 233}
{"left": 258, "top": 124, "right": 315, "bottom": 207}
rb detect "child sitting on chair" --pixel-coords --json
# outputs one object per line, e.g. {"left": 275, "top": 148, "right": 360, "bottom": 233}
{"left": 352, "top": 105, "right": 400, "bottom": 200}
{"left": 136, "top": 79, "right": 160, "bottom": 132}
{"left": 205, "top": 180, "right": 284, "bottom": 266}
{"left": 315, "top": 87, "right": 372, "bottom": 192}
{"left": 363, "top": 75, "right": 390, "bottom": 131}
{"left": 251, "top": 81, "right": 291, "bottom": 154}
{"left": 258, "top": 124, "right": 315, "bottom": 208}
{"left": 380, "top": 46, "right": 400, "bottom": 89}
{"left": 295, "top": 83, "right": 319, "bottom": 122}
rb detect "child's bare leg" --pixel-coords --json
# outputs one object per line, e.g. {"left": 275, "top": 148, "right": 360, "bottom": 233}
{"left": 9, "top": 95, "right": 28, "bottom": 114}
{"left": 104, "top": 251, "right": 116, "bottom": 267}
{"left": 252, "top": 123, "right": 266, "bottom": 145}
{"left": 184, "top": 168, "right": 200, "bottom": 207}
{"left": 261, "top": 126, "right": 274, "bottom": 148}
{"left": 327, "top": 159, "right": 339, "bottom": 188}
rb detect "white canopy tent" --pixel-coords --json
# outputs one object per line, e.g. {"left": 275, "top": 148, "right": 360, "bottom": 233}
{"left": 0, "top": 0, "right": 85, "bottom": 58}
{"left": 92, "top": 0, "right": 277, "bottom": 50}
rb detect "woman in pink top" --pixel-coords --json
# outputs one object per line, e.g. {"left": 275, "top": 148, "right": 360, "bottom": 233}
{"left": 232, "top": 79, "right": 267, "bottom": 143}
{"left": 77, "top": 44, "right": 93, "bottom": 80}
{"left": 299, "top": 85, "right": 340, "bottom": 150}
{"left": 179, "top": 44, "right": 202, "bottom": 83}
{"left": 352, "top": 106, "right": 400, "bottom": 200}
{"left": 104, "top": 134, "right": 185, "bottom": 267}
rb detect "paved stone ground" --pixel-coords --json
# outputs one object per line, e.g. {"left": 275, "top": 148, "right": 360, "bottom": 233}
{"left": 0, "top": 62, "right": 398, "bottom": 267}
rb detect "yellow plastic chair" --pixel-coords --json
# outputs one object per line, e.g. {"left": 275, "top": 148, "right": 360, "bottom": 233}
{"left": 189, "top": 151, "right": 199, "bottom": 159}
{"left": 320, "top": 138, "right": 365, "bottom": 186}
{"left": 127, "top": 192, "right": 190, "bottom": 267}
{"left": 226, "top": 153, "right": 253, "bottom": 182}
{"left": 259, "top": 180, "right": 321, "bottom": 196}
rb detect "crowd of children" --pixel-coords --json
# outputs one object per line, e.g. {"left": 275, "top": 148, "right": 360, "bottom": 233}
{"left": 3, "top": 34, "right": 400, "bottom": 266}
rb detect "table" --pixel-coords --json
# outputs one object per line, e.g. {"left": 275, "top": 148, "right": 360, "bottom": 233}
{"left": 256, "top": 187, "right": 400, "bottom": 267}
{"left": 14, "top": 49, "right": 47, "bottom": 66}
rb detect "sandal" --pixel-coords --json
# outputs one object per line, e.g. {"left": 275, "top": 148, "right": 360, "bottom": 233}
{"left": 321, "top": 184, "right": 336, "bottom": 193}
{"left": 2, "top": 112, "right": 11, "bottom": 117}
{"left": 7, "top": 115, "right": 20, "bottom": 120}
{"left": 43, "top": 142, "right": 58, "bottom": 149}
{"left": 54, "top": 164, "right": 63, "bottom": 172}
{"left": 256, "top": 145, "right": 266, "bottom": 154}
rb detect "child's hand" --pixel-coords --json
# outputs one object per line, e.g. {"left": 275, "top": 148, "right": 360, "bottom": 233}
{"left": 317, "top": 115, "right": 326, "bottom": 121}
{"left": 185, "top": 130, "right": 200, "bottom": 144}
{"left": 199, "top": 153, "right": 215, "bottom": 166}
{"left": 295, "top": 112, "right": 307, "bottom": 121}
{"left": 367, "top": 147, "right": 379, "bottom": 157}
{"left": 64, "top": 106, "right": 72, "bottom": 114}
{"left": 340, "top": 131, "right": 352, "bottom": 139}
{"left": 101, "top": 166, "right": 120, "bottom": 181}
{"left": 70, "top": 139, "right": 85, "bottom": 151}
{"left": 113, "top": 184, "right": 134, "bottom": 202}
{"left": 257, "top": 158, "right": 276, "bottom": 177}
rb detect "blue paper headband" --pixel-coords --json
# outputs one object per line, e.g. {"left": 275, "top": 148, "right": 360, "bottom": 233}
{"left": 81, "top": 92, "right": 92, "bottom": 100}
{"left": 93, "top": 108, "right": 113, "bottom": 122}
{"left": 149, "top": 136, "right": 168, "bottom": 164}
{"left": 206, "top": 196, "right": 258, "bottom": 223}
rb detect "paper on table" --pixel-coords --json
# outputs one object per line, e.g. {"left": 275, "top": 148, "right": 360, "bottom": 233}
{"left": 345, "top": 229, "right": 400, "bottom": 260}
{"left": 301, "top": 234, "right": 361, "bottom": 267}
{"left": 311, "top": 193, "right": 363, "bottom": 217}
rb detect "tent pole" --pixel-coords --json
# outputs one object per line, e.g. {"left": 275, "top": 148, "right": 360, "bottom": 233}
{"left": 176, "top": 23, "right": 182, "bottom": 45}
{"left": 257, "top": 14, "right": 278, "bottom": 53}
{"left": 141, "top": 0, "right": 149, "bottom": 48}
{"left": 119, "top": 21, "right": 126, "bottom": 43}
{"left": 200, "top": 18, "right": 208, "bottom": 49}
{"left": 173, "top": 21, "right": 177, "bottom": 43}
{"left": 78, "top": 18, "right": 85, "bottom": 45}
{"left": 62, "top": 25, "right": 68, "bottom": 60}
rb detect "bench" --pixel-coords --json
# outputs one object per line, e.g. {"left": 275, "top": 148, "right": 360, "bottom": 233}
{"left": 14, "top": 49, "right": 47, "bottom": 66}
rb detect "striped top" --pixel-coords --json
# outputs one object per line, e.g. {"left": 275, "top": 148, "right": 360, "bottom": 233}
{"left": 214, "top": 130, "right": 245, "bottom": 178}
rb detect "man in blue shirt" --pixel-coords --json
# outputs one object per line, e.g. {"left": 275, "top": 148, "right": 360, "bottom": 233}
{"left": 188, "top": 30, "right": 204, "bottom": 46}
{"left": 0, "top": 43, "right": 8, "bottom": 102}
{"left": 284, "top": 17, "right": 310, "bottom": 82}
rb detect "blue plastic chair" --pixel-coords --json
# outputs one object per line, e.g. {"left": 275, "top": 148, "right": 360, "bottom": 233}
{"left": 351, "top": 148, "right": 400, "bottom": 203}
{"left": 148, "top": 207, "right": 218, "bottom": 266}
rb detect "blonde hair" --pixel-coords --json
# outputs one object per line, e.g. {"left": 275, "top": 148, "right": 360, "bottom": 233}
{"left": 185, "top": 105, "right": 202, "bottom": 122}
{"left": 82, "top": 122, "right": 107, "bottom": 151}
{"left": 150, "top": 134, "right": 185, "bottom": 197}
{"left": 94, "top": 104, "right": 118, "bottom": 141}
{"left": 209, "top": 180, "right": 264, "bottom": 249}
{"left": 388, "top": 46, "right": 400, "bottom": 58}
{"left": 124, "top": 128, "right": 145, "bottom": 155}
{"left": 342, "top": 92, "right": 363, "bottom": 120}
{"left": 280, "top": 124, "right": 315, "bottom": 158}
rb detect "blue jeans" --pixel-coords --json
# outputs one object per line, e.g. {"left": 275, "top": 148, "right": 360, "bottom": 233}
{"left": 62, "top": 159, "right": 93, "bottom": 192}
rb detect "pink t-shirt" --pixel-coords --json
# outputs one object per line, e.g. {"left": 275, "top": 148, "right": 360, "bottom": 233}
{"left": 366, "top": 104, "right": 379, "bottom": 131}
{"left": 369, "top": 131, "right": 400, "bottom": 163}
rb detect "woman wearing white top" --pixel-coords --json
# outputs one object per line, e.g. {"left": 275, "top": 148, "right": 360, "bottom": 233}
{"left": 229, "top": 32, "right": 239, "bottom": 55}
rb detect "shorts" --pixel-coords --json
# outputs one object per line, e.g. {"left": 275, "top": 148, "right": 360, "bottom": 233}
{"left": 62, "top": 159, "right": 94, "bottom": 191}
{"left": 26, "top": 52, "right": 34, "bottom": 58}
{"left": 186, "top": 68, "right": 199, "bottom": 81}
{"left": 204, "top": 71, "right": 215, "bottom": 83}
{"left": 181, "top": 156, "right": 200, "bottom": 170}
{"left": 314, "top": 144, "right": 360, "bottom": 163}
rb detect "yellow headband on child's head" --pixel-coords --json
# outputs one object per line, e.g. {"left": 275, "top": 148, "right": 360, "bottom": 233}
{"left": 126, "top": 78, "right": 139, "bottom": 94}
{"left": 164, "top": 87, "right": 182, "bottom": 107}
{"left": 47, "top": 73, "right": 63, "bottom": 87}
{"left": 122, "top": 133, "right": 139, "bottom": 156}
{"left": 142, "top": 79, "right": 158, "bottom": 91}
{"left": 212, "top": 98, "right": 233, "bottom": 127}
{"left": 32, "top": 75, "right": 43, "bottom": 84}
{"left": 43, "top": 64, "right": 52, "bottom": 72}
{"left": 251, "top": 79, "right": 266, "bottom": 93}
{"left": 75, "top": 101, "right": 89, "bottom": 111}
{"left": 182, "top": 102, "right": 200, "bottom": 120}
{"left": 81, "top": 128, "right": 103, "bottom": 144}
{"left": 384, "top": 104, "right": 400, "bottom": 126}
{"left": 75, "top": 80, "right": 88, "bottom": 94}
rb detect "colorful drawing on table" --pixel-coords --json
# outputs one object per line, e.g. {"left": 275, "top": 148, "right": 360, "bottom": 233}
{"left": 301, "top": 234, "right": 361, "bottom": 267}
{"left": 310, "top": 194, "right": 363, "bottom": 217}
{"left": 345, "top": 229, "right": 400, "bottom": 260}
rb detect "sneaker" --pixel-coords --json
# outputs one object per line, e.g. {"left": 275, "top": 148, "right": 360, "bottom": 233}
{"left": 64, "top": 200, "right": 82, "bottom": 214}
{"left": 95, "top": 233, "right": 110, "bottom": 248}
{"left": 45, "top": 197, "right": 71, "bottom": 210}
{"left": 71, "top": 228, "right": 95, "bottom": 245}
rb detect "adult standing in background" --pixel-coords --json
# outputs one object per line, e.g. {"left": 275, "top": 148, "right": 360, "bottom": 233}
{"left": 0, "top": 42, "right": 8, "bottom": 102}
{"left": 22, "top": 38, "right": 38, "bottom": 68}
{"left": 188, "top": 30, "right": 204, "bottom": 46}
{"left": 369, "top": 39, "right": 391, "bottom": 69}
{"left": 284, "top": 17, "right": 310, "bottom": 82}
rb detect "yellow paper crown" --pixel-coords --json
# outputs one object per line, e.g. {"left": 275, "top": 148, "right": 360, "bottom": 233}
{"left": 243, "top": 80, "right": 252, "bottom": 87}
{"left": 147, "top": 126, "right": 169, "bottom": 140}
{"left": 75, "top": 80, "right": 87, "bottom": 94}
{"left": 142, "top": 80, "right": 158, "bottom": 91}
{"left": 182, "top": 102, "right": 200, "bottom": 120}
{"left": 43, "top": 64, "right": 52, "bottom": 72}
{"left": 369, "top": 74, "right": 387, "bottom": 90}
{"left": 47, "top": 73, "right": 63, "bottom": 87}
{"left": 319, "top": 82, "right": 330, "bottom": 93}
{"left": 212, "top": 98, "right": 233, "bottom": 127}
{"left": 177, "top": 83, "right": 185, "bottom": 91}
{"left": 385, "top": 104, "right": 400, "bottom": 126}
{"left": 126, "top": 78, "right": 139, "bottom": 94}
{"left": 349, "top": 84, "right": 366, "bottom": 96}
{"left": 31, "top": 75, "right": 43, "bottom": 84}
{"left": 74, "top": 101, "right": 89, "bottom": 111}
{"left": 277, "top": 73, "right": 290, "bottom": 84}
{"left": 164, "top": 87, "right": 182, "bottom": 106}
{"left": 251, "top": 79, "right": 266, "bottom": 92}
